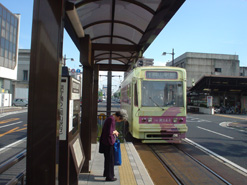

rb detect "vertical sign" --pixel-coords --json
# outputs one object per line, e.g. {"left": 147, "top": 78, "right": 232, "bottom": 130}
{"left": 60, "top": 77, "right": 68, "bottom": 140}
{"left": 69, "top": 100, "right": 74, "bottom": 132}
{"left": 207, "top": 96, "right": 213, "bottom": 107}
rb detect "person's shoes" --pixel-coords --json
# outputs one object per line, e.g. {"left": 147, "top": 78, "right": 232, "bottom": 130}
{"left": 105, "top": 178, "right": 117, "bottom": 181}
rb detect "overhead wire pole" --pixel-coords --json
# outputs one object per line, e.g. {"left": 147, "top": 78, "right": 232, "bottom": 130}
{"left": 107, "top": 0, "right": 115, "bottom": 117}
{"left": 162, "top": 48, "right": 175, "bottom": 66}
{"left": 63, "top": 54, "right": 74, "bottom": 66}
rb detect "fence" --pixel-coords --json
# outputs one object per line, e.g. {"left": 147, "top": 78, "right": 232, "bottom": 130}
{"left": 0, "top": 150, "right": 26, "bottom": 185}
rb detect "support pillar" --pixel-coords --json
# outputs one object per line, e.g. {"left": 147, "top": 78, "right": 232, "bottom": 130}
{"left": 80, "top": 35, "right": 93, "bottom": 172}
{"left": 81, "top": 66, "right": 93, "bottom": 172}
{"left": 107, "top": 71, "right": 112, "bottom": 117}
{"left": 92, "top": 61, "right": 99, "bottom": 143}
{"left": 27, "top": 0, "right": 64, "bottom": 184}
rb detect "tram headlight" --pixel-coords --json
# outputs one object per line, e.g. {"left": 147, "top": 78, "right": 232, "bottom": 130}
{"left": 148, "top": 117, "right": 152, "bottom": 123}
{"left": 173, "top": 118, "right": 177, "bottom": 123}
{"left": 141, "top": 118, "right": 147, "bottom": 122}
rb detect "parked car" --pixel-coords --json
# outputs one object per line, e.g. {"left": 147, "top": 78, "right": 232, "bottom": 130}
{"left": 12, "top": 98, "right": 28, "bottom": 107}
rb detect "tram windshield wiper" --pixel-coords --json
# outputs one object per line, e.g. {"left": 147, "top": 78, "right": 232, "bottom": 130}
{"left": 149, "top": 97, "right": 164, "bottom": 111}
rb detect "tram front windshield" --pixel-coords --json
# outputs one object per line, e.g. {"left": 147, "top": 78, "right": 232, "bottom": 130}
{"left": 141, "top": 81, "right": 184, "bottom": 107}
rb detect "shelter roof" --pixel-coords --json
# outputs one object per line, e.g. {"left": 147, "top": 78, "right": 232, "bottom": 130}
{"left": 65, "top": 0, "right": 185, "bottom": 71}
{"left": 189, "top": 75, "right": 247, "bottom": 92}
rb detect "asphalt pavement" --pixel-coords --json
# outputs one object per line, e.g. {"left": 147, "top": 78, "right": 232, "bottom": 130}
{"left": 1, "top": 106, "right": 246, "bottom": 131}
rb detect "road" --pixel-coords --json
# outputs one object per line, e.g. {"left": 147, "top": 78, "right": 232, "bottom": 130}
{"left": 0, "top": 104, "right": 246, "bottom": 183}
{"left": 186, "top": 113, "right": 247, "bottom": 170}
{"left": 0, "top": 112, "right": 27, "bottom": 149}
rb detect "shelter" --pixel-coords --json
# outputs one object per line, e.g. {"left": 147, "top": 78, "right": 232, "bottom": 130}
{"left": 189, "top": 75, "right": 247, "bottom": 112}
{"left": 26, "top": 0, "right": 185, "bottom": 184}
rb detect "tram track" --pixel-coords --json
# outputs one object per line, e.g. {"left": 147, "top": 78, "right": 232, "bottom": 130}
{"left": 149, "top": 144, "right": 231, "bottom": 185}
{"left": 131, "top": 138, "right": 247, "bottom": 185}
{"left": 149, "top": 144, "right": 228, "bottom": 185}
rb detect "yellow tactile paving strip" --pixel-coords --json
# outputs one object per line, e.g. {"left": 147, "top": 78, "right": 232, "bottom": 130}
{"left": 119, "top": 144, "right": 137, "bottom": 185}
{"left": 215, "top": 114, "right": 247, "bottom": 120}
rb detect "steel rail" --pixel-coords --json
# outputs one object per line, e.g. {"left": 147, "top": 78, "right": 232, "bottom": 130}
{"left": 6, "top": 169, "right": 26, "bottom": 185}
{"left": 149, "top": 144, "right": 183, "bottom": 185}
{"left": 0, "top": 149, "right": 26, "bottom": 174}
{"left": 177, "top": 147, "right": 232, "bottom": 185}
{"left": 0, "top": 150, "right": 26, "bottom": 185}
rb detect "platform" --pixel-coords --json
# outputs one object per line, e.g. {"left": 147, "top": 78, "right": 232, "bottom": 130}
{"left": 78, "top": 142, "right": 154, "bottom": 185}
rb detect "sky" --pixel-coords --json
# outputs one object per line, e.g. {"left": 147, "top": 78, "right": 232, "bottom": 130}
{"left": 1, "top": 0, "right": 247, "bottom": 92}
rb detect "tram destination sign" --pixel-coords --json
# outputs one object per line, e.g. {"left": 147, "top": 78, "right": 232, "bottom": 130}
{"left": 146, "top": 71, "right": 177, "bottom": 79}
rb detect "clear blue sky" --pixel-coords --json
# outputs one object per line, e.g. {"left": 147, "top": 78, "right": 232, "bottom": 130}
{"left": 2, "top": 0, "right": 247, "bottom": 89}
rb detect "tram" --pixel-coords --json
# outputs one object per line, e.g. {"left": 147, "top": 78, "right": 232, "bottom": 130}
{"left": 121, "top": 66, "right": 187, "bottom": 143}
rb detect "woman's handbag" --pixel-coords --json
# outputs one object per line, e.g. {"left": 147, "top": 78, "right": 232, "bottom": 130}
{"left": 99, "top": 136, "right": 104, "bottom": 154}
{"left": 99, "top": 141, "right": 104, "bottom": 153}
{"left": 114, "top": 139, "right": 122, "bottom": 165}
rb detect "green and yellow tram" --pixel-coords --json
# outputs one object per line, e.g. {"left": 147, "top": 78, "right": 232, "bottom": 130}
{"left": 121, "top": 66, "right": 187, "bottom": 143}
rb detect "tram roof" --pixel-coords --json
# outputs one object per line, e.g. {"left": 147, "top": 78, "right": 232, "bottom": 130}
{"left": 65, "top": 0, "right": 185, "bottom": 72}
{"left": 189, "top": 75, "right": 247, "bottom": 93}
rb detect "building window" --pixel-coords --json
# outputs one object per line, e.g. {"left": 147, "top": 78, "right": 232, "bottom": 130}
{"left": 0, "top": 4, "right": 19, "bottom": 69}
{"left": 215, "top": 68, "right": 222, "bottom": 72}
{"left": 23, "top": 70, "right": 28, "bottom": 81}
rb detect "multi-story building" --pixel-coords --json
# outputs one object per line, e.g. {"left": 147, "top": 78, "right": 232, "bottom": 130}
{"left": 240, "top": 67, "right": 247, "bottom": 76}
{"left": 136, "top": 58, "right": 154, "bottom": 67}
{"left": 168, "top": 52, "right": 247, "bottom": 113}
{"left": 13, "top": 49, "right": 30, "bottom": 100}
{"left": 167, "top": 52, "right": 240, "bottom": 88}
{"left": 0, "top": 3, "right": 20, "bottom": 106}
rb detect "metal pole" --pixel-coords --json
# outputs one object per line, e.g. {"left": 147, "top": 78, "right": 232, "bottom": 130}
{"left": 172, "top": 48, "right": 174, "bottom": 66}
{"left": 63, "top": 54, "right": 66, "bottom": 66}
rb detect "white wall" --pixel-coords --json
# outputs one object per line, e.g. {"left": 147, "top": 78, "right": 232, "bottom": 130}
{"left": 0, "top": 66, "right": 18, "bottom": 80}
{"left": 0, "top": 93, "right": 12, "bottom": 107}
{"left": 15, "top": 88, "right": 29, "bottom": 99}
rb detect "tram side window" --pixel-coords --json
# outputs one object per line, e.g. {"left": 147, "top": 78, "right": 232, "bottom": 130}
{"left": 134, "top": 83, "right": 138, "bottom": 106}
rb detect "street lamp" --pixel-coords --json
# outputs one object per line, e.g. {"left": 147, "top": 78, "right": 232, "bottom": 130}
{"left": 162, "top": 48, "right": 175, "bottom": 66}
{"left": 63, "top": 54, "right": 74, "bottom": 66}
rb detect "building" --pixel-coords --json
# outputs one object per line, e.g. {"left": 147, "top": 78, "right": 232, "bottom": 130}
{"left": 136, "top": 58, "right": 154, "bottom": 67}
{"left": 169, "top": 52, "right": 247, "bottom": 113}
{"left": 0, "top": 3, "right": 20, "bottom": 106}
{"left": 167, "top": 52, "right": 240, "bottom": 88}
{"left": 13, "top": 49, "right": 30, "bottom": 100}
{"left": 240, "top": 67, "right": 247, "bottom": 76}
{"left": 123, "top": 58, "right": 154, "bottom": 78}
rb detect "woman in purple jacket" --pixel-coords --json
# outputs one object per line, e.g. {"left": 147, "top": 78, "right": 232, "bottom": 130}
{"left": 100, "top": 109, "right": 128, "bottom": 181}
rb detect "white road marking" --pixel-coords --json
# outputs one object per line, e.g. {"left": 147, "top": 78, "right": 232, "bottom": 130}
{"left": 219, "top": 122, "right": 247, "bottom": 133}
{"left": 0, "top": 137, "right": 27, "bottom": 153}
{"left": 197, "top": 126, "right": 234, "bottom": 139}
{"left": 187, "top": 116, "right": 211, "bottom": 122}
{"left": 0, "top": 121, "right": 23, "bottom": 129}
{"left": 184, "top": 138, "right": 247, "bottom": 176}
{"left": 0, "top": 110, "right": 27, "bottom": 118}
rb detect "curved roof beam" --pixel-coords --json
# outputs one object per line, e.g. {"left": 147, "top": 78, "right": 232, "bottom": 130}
{"left": 95, "top": 52, "right": 125, "bottom": 58}
{"left": 95, "top": 58, "right": 125, "bottom": 64}
{"left": 75, "top": 0, "right": 155, "bottom": 15}
{"left": 84, "top": 20, "right": 144, "bottom": 34}
{"left": 120, "top": 0, "right": 155, "bottom": 14}
{"left": 92, "top": 35, "right": 137, "bottom": 45}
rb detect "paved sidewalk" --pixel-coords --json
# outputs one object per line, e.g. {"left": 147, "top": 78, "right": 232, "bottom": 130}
{"left": 0, "top": 106, "right": 27, "bottom": 114}
{"left": 79, "top": 142, "right": 154, "bottom": 185}
{"left": 215, "top": 114, "right": 247, "bottom": 130}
